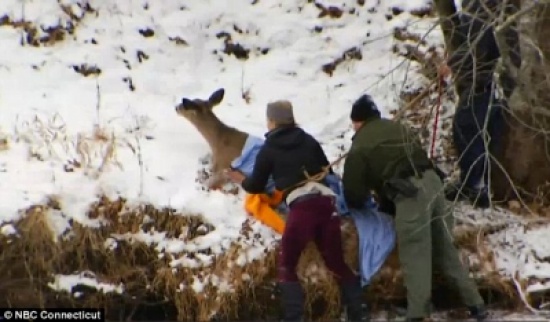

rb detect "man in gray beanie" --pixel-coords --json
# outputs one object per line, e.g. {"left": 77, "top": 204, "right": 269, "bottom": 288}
{"left": 226, "top": 100, "right": 367, "bottom": 321}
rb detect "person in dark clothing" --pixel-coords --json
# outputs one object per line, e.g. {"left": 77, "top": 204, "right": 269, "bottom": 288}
{"left": 341, "top": 94, "right": 487, "bottom": 322}
{"left": 225, "top": 100, "right": 367, "bottom": 322}
{"left": 443, "top": 0, "right": 520, "bottom": 208}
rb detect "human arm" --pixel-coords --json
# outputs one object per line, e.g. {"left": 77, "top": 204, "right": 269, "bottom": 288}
{"left": 240, "top": 147, "right": 273, "bottom": 194}
{"left": 313, "top": 140, "right": 334, "bottom": 174}
{"left": 341, "top": 148, "right": 370, "bottom": 209}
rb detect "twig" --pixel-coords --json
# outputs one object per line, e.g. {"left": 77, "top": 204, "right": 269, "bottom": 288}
{"left": 134, "top": 117, "right": 145, "bottom": 197}
{"left": 364, "top": 19, "right": 440, "bottom": 93}
{"left": 393, "top": 78, "right": 438, "bottom": 121}
{"left": 240, "top": 67, "right": 245, "bottom": 98}
{"left": 95, "top": 80, "right": 101, "bottom": 127}
{"left": 20, "top": 0, "right": 26, "bottom": 46}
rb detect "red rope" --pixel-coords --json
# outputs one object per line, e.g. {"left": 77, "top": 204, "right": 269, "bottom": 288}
{"left": 429, "top": 77, "right": 443, "bottom": 160}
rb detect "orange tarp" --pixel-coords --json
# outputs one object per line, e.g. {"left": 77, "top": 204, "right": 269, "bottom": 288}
{"left": 244, "top": 190, "right": 286, "bottom": 234}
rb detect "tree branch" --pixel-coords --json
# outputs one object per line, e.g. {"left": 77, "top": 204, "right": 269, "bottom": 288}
{"left": 494, "top": 1, "right": 547, "bottom": 33}
{"left": 433, "top": 0, "right": 459, "bottom": 52}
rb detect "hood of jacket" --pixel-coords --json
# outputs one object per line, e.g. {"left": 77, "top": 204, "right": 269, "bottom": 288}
{"left": 264, "top": 125, "right": 306, "bottom": 149}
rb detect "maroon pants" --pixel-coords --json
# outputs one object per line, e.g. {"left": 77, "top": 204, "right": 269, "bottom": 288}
{"left": 277, "top": 195, "right": 357, "bottom": 283}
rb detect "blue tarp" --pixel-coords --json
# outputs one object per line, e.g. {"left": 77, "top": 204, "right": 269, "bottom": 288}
{"left": 231, "top": 135, "right": 396, "bottom": 286}
{"left": 231, "top": 135, "right": 276, "bottom": 193}
{"left": 325, "top": 174, "right": 396, "bottom": 286}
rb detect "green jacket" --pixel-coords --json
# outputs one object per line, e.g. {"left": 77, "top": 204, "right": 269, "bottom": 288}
{"left": 342, "top": 117, "right": 432, "bottom": 209}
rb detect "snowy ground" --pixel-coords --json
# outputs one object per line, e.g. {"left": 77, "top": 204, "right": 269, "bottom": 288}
{"left": 1, "top": 0, "right": 550, "bottom": 319}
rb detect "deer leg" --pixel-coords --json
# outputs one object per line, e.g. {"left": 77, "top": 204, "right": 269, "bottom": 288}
{"left": 206, "top": 158, "right": 228, "bottom": 190}
{"left": 207, "top": 171, "right": 228, "bottom": 190}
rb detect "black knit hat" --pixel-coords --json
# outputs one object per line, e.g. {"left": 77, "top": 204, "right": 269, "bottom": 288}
{"left": 350, "top": 94, "right": 381, "bottom": 122}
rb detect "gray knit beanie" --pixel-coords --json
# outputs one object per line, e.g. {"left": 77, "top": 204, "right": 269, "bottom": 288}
{"left": 266, "top": 100, "right": 295, "bottom": 125}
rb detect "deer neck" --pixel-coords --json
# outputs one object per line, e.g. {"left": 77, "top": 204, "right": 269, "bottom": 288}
{"left": 194, "top": 117, "right": 236, "bottom": 151}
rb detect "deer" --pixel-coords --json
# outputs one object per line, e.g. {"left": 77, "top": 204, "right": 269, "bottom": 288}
{"left": 175, "top": 88, "right": 249, "bottom": 189}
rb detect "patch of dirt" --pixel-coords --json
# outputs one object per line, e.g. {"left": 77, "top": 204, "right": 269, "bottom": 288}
{"left": 393, "top": 27, "right": 427, "bottom": 45}
{"left": 136, "top": 50, "right": 149, "bottom": 63}
{"left": 122, "top": 77, "right": 136, "bottom": 91}
{"left": 314, "top": 3, "right": 344, "bottom": 19}
{"left": 0, "top": 2, "right": 95, "bottom": 47}
{"left": 410, "top": 7, "right": 435, "bottom": 18}
{"left": 223, "top": 42, "right": 250, "bottom": 60}
{"left": 216, "top": 32, "right": 250, "bottom": 60}
{"left": 138, "top": 28, "right": 155, "bottom": 38}
{"left": 322, "top": 47, "right": 362, "bottom": 76}
{"left": 168, "top": 36, "right": 188, "bottom": 46}
{"left": 72, "top": 64, "right": 101, "bottom": 77}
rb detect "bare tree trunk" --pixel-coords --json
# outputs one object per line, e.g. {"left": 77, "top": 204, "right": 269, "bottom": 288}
{"left": 434, "top": 0, "right": 550, "bottom": 202}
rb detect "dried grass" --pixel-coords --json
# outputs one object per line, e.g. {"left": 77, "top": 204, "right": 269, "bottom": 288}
{"left": 0, "top": 196, "right": 525, "bottom": 320}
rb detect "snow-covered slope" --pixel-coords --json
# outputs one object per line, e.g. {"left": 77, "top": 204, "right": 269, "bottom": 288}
{"left": 1, "top": 0, "right": 550, "bottom": 319}
{"left": 0, "top": 0, "right": 437, "bottom": 252}
{"left": 0, "top": 0, "right": 433, "bottom": 223}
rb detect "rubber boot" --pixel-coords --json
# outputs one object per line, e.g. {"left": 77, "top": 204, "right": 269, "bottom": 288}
{"left": 340, "top": 280, "right": 369, "bottom": 321}
{"left": 278, "top": 282, "right": 304, "bottom": 321}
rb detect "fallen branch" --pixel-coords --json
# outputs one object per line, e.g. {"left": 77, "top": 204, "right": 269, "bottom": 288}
{"left": 512, "top": 271, "right": 550, "bottom": 316}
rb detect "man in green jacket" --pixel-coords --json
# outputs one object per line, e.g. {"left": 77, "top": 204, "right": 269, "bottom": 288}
{"left": 341, "top": 94, "right": 488, "bottom": 322}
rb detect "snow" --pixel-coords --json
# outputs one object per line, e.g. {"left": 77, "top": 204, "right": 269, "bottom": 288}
{"left": 525, "top": 226, "right": 550, "bottom": 260}
{"left": 45, "top": 209, "right": 72, "bottom": 240}
{"left": 1, "top": 0, "right": 550, "bottom": 314}
{"left": 48, "top": 272, "right": 124, "bottom": 295}
{"left": 0, "top": 224, "right": 17, "bottom": 236}
{"left": 489, "top": 224, "right": 550, "bottom": 280}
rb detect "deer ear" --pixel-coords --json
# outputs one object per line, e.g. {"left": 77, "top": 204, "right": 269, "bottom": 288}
{"left": 208, "top": 88, "right": 225, "bottom": 108}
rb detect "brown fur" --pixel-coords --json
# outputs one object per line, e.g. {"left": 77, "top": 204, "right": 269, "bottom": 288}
{"left": 175, "top": 88, "right": 249, "bottom": 188}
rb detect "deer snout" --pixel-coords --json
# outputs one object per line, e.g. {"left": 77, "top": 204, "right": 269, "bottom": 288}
{"left": 175, "top": 98, "right": 193, "bottom": 113}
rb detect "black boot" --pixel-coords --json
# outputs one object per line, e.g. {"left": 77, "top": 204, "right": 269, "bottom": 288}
{"left": 468, "top": 305, "right": 489, "bottom": 321}
{"left": 469, "top": 189, "right": 490, "bottom": 209}
{"left": 445, "top": 182, "right": 490, "bottom": 209}
{"left": 278, "top": 282, "right": 304, "bottom": 321}
{"left": 340, "top": 280, "right": 369, "bottom": 321}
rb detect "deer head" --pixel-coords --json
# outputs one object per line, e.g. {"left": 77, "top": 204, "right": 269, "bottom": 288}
{"left": 175, "top": 88, "right": 249, "bottom": 190}
{"left": 176, "top": 88, "right": 225, "bottom": 126}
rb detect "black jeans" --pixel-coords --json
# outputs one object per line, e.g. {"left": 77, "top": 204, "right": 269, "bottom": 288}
{"left": 452, "top": 90, "right": 504, "bottom": 189}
